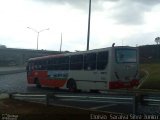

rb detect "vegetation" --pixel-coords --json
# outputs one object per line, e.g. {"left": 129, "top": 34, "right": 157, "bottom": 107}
{"left": 139, "top": 63, "right": 160, "bottom": 90}
{"left": 155, "top": 37, "right": 160, "bottom": 45}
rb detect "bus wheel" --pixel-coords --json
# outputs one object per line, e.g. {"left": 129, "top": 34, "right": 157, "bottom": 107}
{"left": 35, "top": 78, "right": 41, "bottom": 88}
{"left": 67, "top": 79, "right": 77, "bottom": 92}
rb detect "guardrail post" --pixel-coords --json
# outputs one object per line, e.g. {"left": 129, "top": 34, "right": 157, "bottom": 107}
{"left": 46, "top": 93, "right": 53, "bottom": 106}
{"left": 9, "top": 93, "right": 13, "bottom": 99}
{"left": 9, "top": 92, "right": 17, "bottom": 99}
{"left": 133, "top": 94, "right": 139, "bottom": 115}
{"left": 46, "top": 94, "right": 49, "bottom": 106}
{"left": 133, "top": 93, "right": 146, "bottom": 115}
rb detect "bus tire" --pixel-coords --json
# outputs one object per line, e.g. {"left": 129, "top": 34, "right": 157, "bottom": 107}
{"left": 35, "top": 78, "right": 41, "bottom": 88}
{"left": 67, "top": 79, "right": 77, "bottom": 92}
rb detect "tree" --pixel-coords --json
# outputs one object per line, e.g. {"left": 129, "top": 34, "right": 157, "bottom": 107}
{"left": 155, "top": 37, "right": 160, "bottom": 45}
{"left": 0, "top": 44, "right": 7, "bottom": 48}
{"left": 155, "top": 37, "right": 160, "bottom": 60}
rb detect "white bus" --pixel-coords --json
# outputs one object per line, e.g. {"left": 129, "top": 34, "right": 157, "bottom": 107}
{"left": 27, "top": 46, "right": 139, "bottom": 91}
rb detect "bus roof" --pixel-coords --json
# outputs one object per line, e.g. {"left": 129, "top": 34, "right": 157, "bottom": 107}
{"left": 28, "top": 46, "right": 137, "bottom": 61}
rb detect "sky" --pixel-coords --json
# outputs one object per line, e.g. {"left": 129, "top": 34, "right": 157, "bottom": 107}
{"left": 0, "top": 0, "right": 160, "bottom": 52}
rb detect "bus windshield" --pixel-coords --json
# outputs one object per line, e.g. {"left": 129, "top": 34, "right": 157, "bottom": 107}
{"left": 115, "top": 49, "right": 137, "bottom": 63}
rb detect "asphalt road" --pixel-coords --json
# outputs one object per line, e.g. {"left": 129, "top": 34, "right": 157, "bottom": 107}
{"left": 0, "top": 72, "right": 64, "bottom": 93}
{"left": 0, "top": 72, "right": 159, "bottom": 115}
{"left": 0, "top": 72, "right": 27, "bottom": 93}
{"left": 50, "top": 97, "right": 133, "bottom": 114}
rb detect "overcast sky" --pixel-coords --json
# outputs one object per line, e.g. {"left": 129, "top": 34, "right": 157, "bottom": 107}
{"left": 0, "top": 0, "right": 160, "bottom": 51}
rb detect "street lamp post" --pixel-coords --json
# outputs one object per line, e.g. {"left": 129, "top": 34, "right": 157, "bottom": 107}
{"left": 87, "top": 0, "right": 91, "bottom": 51}
{"left": 27, "top": 27, "right": 49, "bottom": 50}
{"left": 60, "top": 32, "right": 63, "bottom": 52}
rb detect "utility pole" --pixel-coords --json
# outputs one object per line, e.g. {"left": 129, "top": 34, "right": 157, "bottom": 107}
{"left": 60, "top": 32, "right": 62, "bottom": 52}
{"left": 87, "top": 0, "right": 91, "bottom": 51}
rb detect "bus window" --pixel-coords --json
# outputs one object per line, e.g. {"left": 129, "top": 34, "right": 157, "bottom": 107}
{"left": 48, "top": 58, "right": 54, "bottom": 64}
{"left": 48, "top": 58, "right": 54, "bottom": 70}
{"left": 35, "top": 60, "right": 43, "bottom": 70}
{"left": 52, "top": 56, "right": 69, "bottom": 70}
{"left": 84, "top": 53, "right": 96, "bottom": 70}
{"left": 116, "top": 49, "right": 137, "bottom": 63}
{"left": 97, "top": 51, "right": 108, "bottom": 70}
{"left": 31, "top": 62, "right": 34, "bottom": 70}
{"left": 52, "top": 58, "right": 59, "bottom": 70}
{"left": 40, "top": 60, "right": 48, "bottom": 70}
{"left": 33, "top": 61, "right": 38, "bottom": 70}
{"left": 70, "top": 55, "right": 83, "bottom": 70}
{"left": 28, "top": 62, "right": 33, "bottom": 71}
{"left": 60, "top": 56, "right": 69, "bottom": 70}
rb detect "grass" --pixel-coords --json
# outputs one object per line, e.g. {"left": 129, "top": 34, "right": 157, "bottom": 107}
{"left": 139, "top": 63, "right": 160, "bottom": 90}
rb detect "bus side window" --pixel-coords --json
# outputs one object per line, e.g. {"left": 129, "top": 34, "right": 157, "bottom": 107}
{"left": 36, "top": 60, "right": 41, "bottom": 70}
{"left": 70, "top": 55, "right": 83, "bottom": 70}
{"left": 48, "top": 58, "right": 54, "bottom": 70}
{"left": 60, "top": 56, "right": 69, "bottom": 70}
{"left": 31, "top": 62, "right": 34, "bottom": 70}
{"left": 97, "top": 51, "right": 108, "bottom": 70}
{"left": 38, "top": 60, "right": 42, "bottom": 70}
{"left": 53, "top": 58, "right": 59, "bottom": 70}
{"left": 41, "top": 60, "right": 47, "bottom": 70}
{"left": 84, "top": 53, "right": 96, "bottom": 70}
{"left": 34, "top": 61, "right": 39, "bottom": 70}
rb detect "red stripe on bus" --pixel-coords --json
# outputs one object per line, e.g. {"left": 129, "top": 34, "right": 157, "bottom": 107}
{"left": 40, "top": 79, "right": 67, "bottom": 88}
{"left": 109, "top": 79, "right": 139, "bottom": 89}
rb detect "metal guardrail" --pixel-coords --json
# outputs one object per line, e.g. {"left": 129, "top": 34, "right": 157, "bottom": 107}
{"left": 54, "top": 94, "right": 133, "bottom": 104}
{"left": 132, "top": 94, "right": 160, "bottom": 106}
{"left": 10, "top": 93, "right": 48, "bottom": 105}
{"left": 9, "top": 92, "right": 160, "bottom": 115}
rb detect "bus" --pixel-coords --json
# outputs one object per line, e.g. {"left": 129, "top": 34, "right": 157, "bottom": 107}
{"left": 26, "top": 46, "right": 139, "bottom": 91}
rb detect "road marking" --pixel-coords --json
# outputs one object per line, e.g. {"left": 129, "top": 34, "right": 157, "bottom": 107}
{"left": 89, "top": 104, "right": 117, "bottom": 110}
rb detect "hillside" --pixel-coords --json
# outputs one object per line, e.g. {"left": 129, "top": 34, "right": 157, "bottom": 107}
{"left": 139, "top": 63, "right": 160, "bottom": 90}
